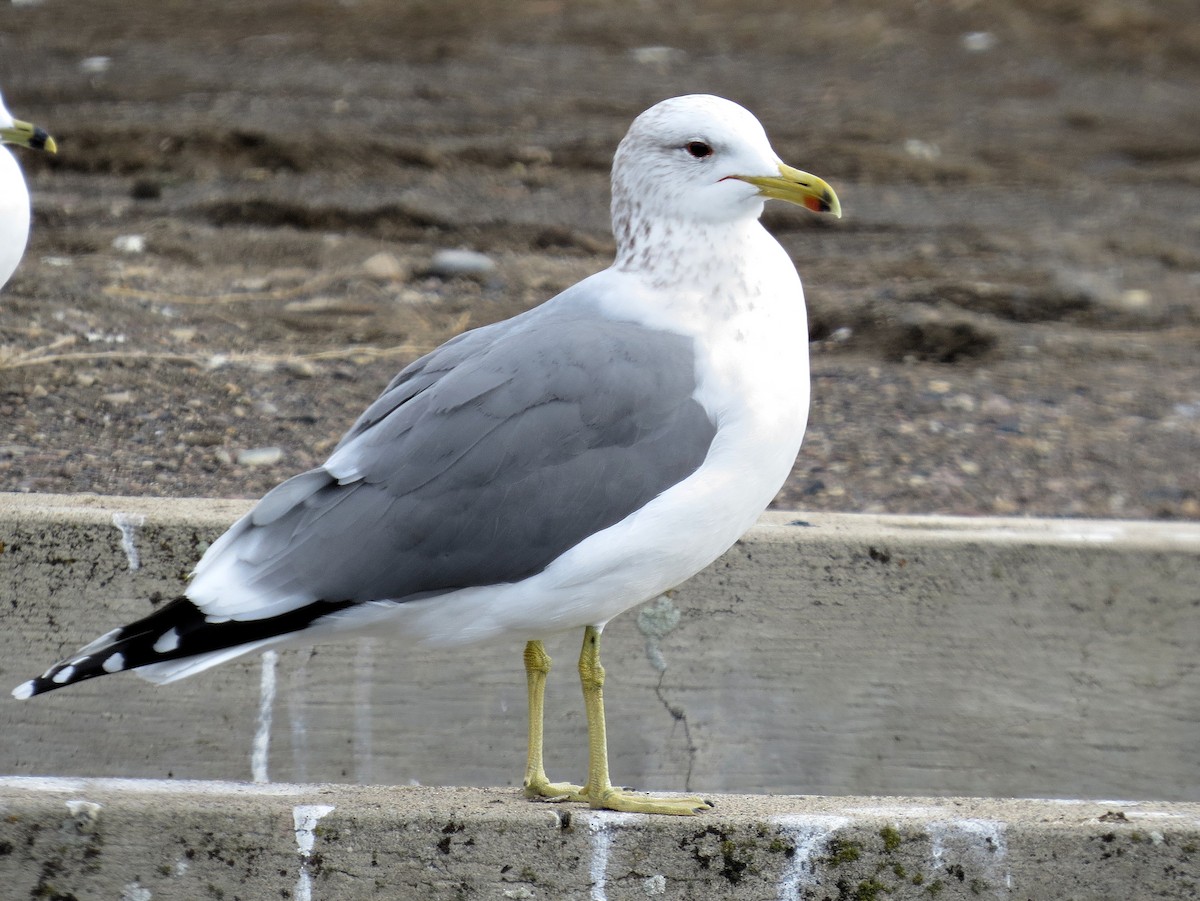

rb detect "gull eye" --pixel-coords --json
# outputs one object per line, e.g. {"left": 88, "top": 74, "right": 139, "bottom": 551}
{"left": 685, "top": 141, "right": 713, "bottom": 159}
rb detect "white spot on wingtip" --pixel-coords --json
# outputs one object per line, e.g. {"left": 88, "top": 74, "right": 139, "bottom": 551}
{"left": 153, "top": 628, "right": 180, "bottom": 653}
{"left": 12, "top": 681, "right": 34, "bottom": 700}
{"left": 112, "top": 512, "right": 146, "bottom": 571}
{"left": 102, "top": 652, "right": 126, "bottom": 673}
{"left": 52, "top": 665, "right": 76, "bottom": 684}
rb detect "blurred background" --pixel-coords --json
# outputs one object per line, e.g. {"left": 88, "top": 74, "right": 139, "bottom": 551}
{"left": 1, "top": 0, "right": 1198, "bottom": 520}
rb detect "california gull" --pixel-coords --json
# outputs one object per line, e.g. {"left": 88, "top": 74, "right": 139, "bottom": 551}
{"left": 0, "top": 89, "right": 56, "bottom": 292}
{"left": 14, "top": 94, "right": 840, "bottom": 815}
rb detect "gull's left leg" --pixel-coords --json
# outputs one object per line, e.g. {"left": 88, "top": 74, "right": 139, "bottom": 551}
{"left": 576, "top": 625, "right": 713, "bottom": 815}
{"left": 522, "top": 640, "right": 584, "bottom": 801}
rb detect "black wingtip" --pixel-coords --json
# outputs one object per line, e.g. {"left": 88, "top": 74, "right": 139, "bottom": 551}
{"left": 14, "top": 594, "right": 362, "bottom": 698}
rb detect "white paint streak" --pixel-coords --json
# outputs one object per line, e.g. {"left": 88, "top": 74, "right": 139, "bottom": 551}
{"left": 636, "top": 594, "right": 681, "bottom": 672}
{"left": 353, "top": 638, "right": 375, "bottom": 784}
{"left": 842, "top": 804, "right": 948, "bottom": 818}
{"left": 252, "top": 650, "right": 278, "bottom": 783}
{"left": 293, "top": 804, "right": 336, "bottom": 901}
{"left": 66, "top": 798, "right": 102, "bottom": 818}
{"left": 112, "top": 512, "right": 146, "bottom": 570}
{"left": 642, "top": 874, "right": 666, "bottom": 895}
{"left": 588, "top": 811, "right": 639, "bottom": 901}
{"left": 0, "top": 775, "right": 316, "bottom": 796}
{"left": 120, "top": 881, "right": 152, "bottom": 901}
{"left": 929, "top": 818, "right": 1010, "bottom": 893}
{"left": 772, "top": 814, "right": 850, "bottom": 899}
{"left": 288, "top": 650, "right": 313, "bottom": 783}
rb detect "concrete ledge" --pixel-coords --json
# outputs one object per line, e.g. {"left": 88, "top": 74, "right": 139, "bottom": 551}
{"left": 2, "top": 778, "right": 1198, "bottom": 900}
{"left": 3, "top": 493, "right": 1200, "bottom": 802}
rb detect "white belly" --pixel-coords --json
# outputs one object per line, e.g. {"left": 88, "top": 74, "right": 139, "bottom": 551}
{"left": 0, "top": 149, "right": 31, "bottom": 289}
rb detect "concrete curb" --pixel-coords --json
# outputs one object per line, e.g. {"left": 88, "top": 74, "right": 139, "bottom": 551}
{"left": 2, "top": 777, "right": 1198, "bottom": 900}
{"left": 3, "top": 493, "right": 1200, "bottom": 804}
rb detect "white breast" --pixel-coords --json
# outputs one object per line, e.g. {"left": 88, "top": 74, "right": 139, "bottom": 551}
{"left": 0, "top": 148, "right": 31, "bottom": 289}
{"left": 370, "top": 222, "right": 811, "bottom": 647}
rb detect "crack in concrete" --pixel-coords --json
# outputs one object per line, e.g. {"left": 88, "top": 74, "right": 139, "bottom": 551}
{"left": 636, "top": 593, "right": 700, "bottom": 789}
{"left": 652, "top": 670, "right": 699, "bottom": 791}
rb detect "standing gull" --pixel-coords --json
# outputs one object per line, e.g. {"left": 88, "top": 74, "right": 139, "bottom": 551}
{"left": 0, "top": 89, "right": 56, "bottom": 292}
{"left": 14, "top": 94, "right": 840, "bottom": 815}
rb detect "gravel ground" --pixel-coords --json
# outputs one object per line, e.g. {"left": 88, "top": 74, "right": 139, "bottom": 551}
{"left": 1, "top": 0, "right": 1198, "bottom": 520}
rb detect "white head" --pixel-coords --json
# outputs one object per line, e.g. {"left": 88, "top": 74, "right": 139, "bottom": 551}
{"left": 610, "top": 94, "right": 839, "bottom": 256}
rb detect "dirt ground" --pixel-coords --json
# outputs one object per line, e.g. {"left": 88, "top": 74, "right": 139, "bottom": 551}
{"left": 1, "top": 0, "right": 1198, "bottom": 520}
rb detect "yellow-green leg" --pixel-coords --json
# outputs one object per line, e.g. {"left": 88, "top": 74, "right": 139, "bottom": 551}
{"left": 522, "top": 640, "right": 584, "bottom": 801}
{"left": 576, "top": 625, "right": 713, "bottom": 816}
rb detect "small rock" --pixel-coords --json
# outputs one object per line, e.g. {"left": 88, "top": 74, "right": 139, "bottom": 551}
{"left": 515, "top": 145, "right": 553, "bottom": 166}
{"left": 79, "top": 56, "right": 111, "bottom": 74}
{"left": 962, "top": 31, "right": 997, "bottom": 52}
{"left": 642, "top": 874, "right": 667, "bottom": 896}
{"left": 629, "top": 46, "right": 686, "bottom": 67}
{"left": 428, "top": 249, "right": 495, "bottom": 280}
{"left": 181, "top": 431, "right": 223, "bottom": 448}
{"left": 1119, "top": 288, "right": 1152, "bottom": 309}
{"left": 903, "top": 139, "right": 941, "bottom": 161}
{"left": 112, "top": 235, "right": 146, "bottom": 254}
{"left": 945, "top": 393, "right": 977, "bottom": 412}
{"left": 282, "top": 359, "right": 317, "bottom": 379}
{"left": 362, "top": 251, "right": 407, "bottom": 282}
{"left": 237, "top": 446, "right": 285, "bottom": 467}
{"left": 102, "top": 390, "right": 134, "bottom": 405}
{"left": 130, "top": 179, "right": 161, "bottom": 201}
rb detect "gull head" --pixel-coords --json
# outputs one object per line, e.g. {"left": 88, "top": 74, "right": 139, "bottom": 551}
{"left": 611, "top": 94, "right": 838, "bottom": 252}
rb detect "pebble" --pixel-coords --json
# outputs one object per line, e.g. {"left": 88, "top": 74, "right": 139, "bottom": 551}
{"left": 361, "top": 252, "right": 407, "bottom": 282}
{"left": 112, "top": 235, "right": 146, "bottom": 254}
{"left": 428, "top": 249, "right": 495, "bottom": 280}
{"left": 962, "top": 31, "right": 997, "bottom": 52}
{"left": 904, "top": 139, "right": 941, "bottom": 161}
{"left": 629, "top": 46, "right": 686, "bottom": 67}
{"left": 79, "top": 55, "right": 111, "bottom": 74}
{"left": 236, "top": 447, "right": 285, "bottom": 467}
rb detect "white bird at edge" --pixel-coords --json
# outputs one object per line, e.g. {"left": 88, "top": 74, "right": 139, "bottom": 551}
{"left": 0, "top": 89, "right": 56, "bottom": 292}
{"left": 13, "top": 94, "right": 841, "bottom": 816}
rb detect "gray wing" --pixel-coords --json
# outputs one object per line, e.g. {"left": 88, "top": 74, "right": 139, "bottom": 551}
{"left": 190, "top": 301, "right": 717, "bottom": 617}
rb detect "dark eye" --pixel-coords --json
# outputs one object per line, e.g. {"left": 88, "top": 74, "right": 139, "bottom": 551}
{"left": 685, "top": 141, "right": 713, "bottom": 159}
